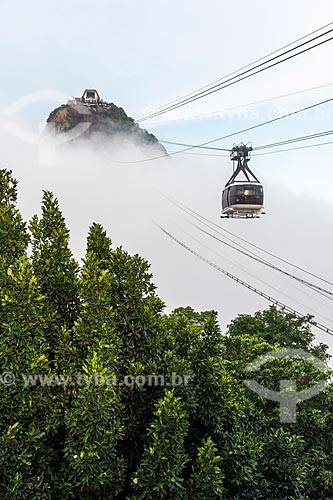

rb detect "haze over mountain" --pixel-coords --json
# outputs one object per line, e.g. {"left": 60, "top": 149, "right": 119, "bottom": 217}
{"left": 46, "top": 89, "right": 166, "bottom": 153}
{"left": 1, "top": 114, "right": 332, "bottom": 354}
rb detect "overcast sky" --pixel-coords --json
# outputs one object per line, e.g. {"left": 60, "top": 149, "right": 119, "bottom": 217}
{"left": 0, "top": 0, "right": 332, "bottom": 350}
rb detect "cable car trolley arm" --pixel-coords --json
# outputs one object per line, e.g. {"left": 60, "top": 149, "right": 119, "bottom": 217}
{"left": 221, "top": 143, "right": 265, "bottom": 218}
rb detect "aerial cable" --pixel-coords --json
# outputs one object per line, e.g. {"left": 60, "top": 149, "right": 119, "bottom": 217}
{"left": 253, "top": 129, "right": 333, "bottom": 151}
{"left": 162, "top": 128, "right": 333, "bottom": 152}
{"left": 253, "top": 139, "right": 333, "bottom": 156}
{"left": 138, "top": 27, "right": 333, "bottom": 121}
{"left": 157, "top": 225, "right": 333, "bottom": 337}
{"left": 163, "top": 195, "right": 333, "bottom": 287}
{"left": 137, "top": 29, "right": 333, "bottom": 121}
{"left": 192, "top": 222, "right": 333, "bottom": 300}
{"left": 176, "top": 222, "right": 333, "bottom": 322}
{"left": 168, "top": 140, "right": 333, "bottom": 158}
{"left": 169, "top": 139, "right": 333, "bottom": 157}
{"left": 186, "top": 212, "right": 333, "bottom": 300}
{"left": 162, "top": 141, "right": 230, "bottom": 151}
{"left": 167, "top": 151, "right": 229, "bottom": 157}
{"left": 137, "top": 21, "right": 333, "bottom": 120}
{"left": 148, "top": 81, "right": 333, "bottom": 125}
{"left": 110, "top": 97, "right": 333, "bottom": 164}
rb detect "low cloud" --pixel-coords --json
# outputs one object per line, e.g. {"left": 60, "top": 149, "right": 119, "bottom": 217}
{"left": 1, "top": 121, "right": 332, "bottom": 352}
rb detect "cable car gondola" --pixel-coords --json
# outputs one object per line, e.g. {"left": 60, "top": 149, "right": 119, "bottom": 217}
{"left": 221, "top": 144, "right": 264, "bottom": 218}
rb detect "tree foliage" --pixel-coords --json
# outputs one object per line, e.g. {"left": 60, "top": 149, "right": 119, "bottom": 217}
{"left": 0, "top": 168, "right": 332, "bottom": 499}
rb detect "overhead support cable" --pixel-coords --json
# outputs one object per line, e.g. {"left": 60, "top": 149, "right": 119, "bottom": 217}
{"left": 161, "top": 129, "right": 333, "bottom": 152}
{"left": 168, "top": 140, "right": 333, "bottom": 157}
{"left": 137, "top": 27, "right": 333, "bottom": 122}
{"left": 192, "top": 223, "right": 333, "bottom": 300}
{"left": 163, "top": 195, "right": 333, "bottom": 287}
{"left": 253, "top": 139, "right": 333, "bottom": 156}
{"left": 136, "top": 21, "right": 333, "bottom": 120}
{"left": 111, "top": 98, "right": 333, "bottom": 164}
{"left": 147, "top": 81, "right": 333, "bottom": 125}
{"left": 157, "top": 225, "right": 333, "bottom": 337}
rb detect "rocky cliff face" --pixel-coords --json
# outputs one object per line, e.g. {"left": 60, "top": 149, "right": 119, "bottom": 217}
{"left": 46, "top": 98, "right": 166, "bottom": 152}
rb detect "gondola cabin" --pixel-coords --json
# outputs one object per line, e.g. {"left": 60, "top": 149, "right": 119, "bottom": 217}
{"left": 222, "top": 182, "right": 264, "bottom": 218}
{"left": 221, "top": 143, "right": 265, "bottom": 219}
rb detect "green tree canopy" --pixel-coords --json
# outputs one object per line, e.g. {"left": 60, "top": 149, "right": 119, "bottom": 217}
{"left": 0, "top": 168, "right": 332, "bottom": 499}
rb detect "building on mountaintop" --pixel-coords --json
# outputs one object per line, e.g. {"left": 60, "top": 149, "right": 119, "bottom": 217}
{"left": 68, "top": 89, "right": 103, "bottom": 107}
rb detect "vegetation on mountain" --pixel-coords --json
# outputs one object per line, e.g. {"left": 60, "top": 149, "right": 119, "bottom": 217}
{"left": 46, "top": 101, "right": 164, "bottom": 150}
